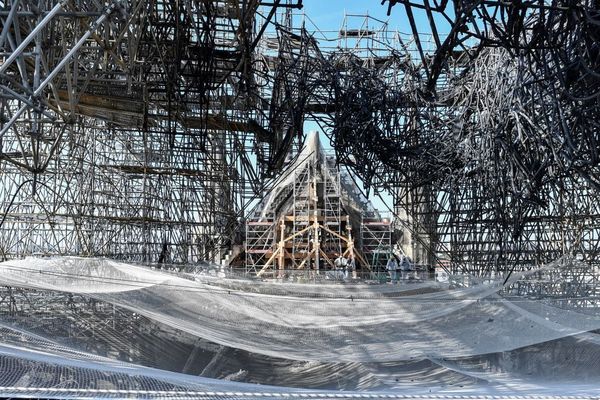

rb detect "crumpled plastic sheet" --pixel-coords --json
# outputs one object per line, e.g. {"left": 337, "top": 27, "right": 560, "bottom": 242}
{"left": 0, "top": 256, "right": 599, "bottom": 398}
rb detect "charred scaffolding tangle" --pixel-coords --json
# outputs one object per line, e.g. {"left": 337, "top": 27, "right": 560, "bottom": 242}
{"left": 1, "top": 0, "right": 600, "bottom": 397}
{"left": 0, "top": 1, "right": 599, "bottom": 276}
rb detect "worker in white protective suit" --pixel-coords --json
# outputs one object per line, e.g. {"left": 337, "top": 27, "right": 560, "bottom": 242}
{"left": 334, "top": 254, "right": 347, "bottom": 280}
{"left": 345, "top": 254, "right": 356, "bottom": 280}
{"left": 399, "top": 254, "right": 412, "bottom": 279}
{"left": 386, "top": 256, "right": 398, "bottom": 283}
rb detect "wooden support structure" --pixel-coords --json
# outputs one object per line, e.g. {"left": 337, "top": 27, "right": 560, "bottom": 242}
{"left": 246, "top": 133, "right": 390, "bottom": 278}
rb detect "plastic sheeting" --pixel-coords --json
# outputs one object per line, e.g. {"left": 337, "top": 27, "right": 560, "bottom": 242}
{"left": 1, "top": 256, "right": 599, "bottom": 362}
{"left": 0, "top": 256, "right": 599, "bottom": 398}
{"left": 1, "top": 319, "right": 600, "bottom": 398}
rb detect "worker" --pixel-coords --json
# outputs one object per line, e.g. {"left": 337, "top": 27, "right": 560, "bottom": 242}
{"left": 399, "top": 254, "right": 411, "bottom": 279}
{"left": 386, "top": 256, "right": 398, "bottom": 283}
{"left": 334, "top": 254, "right": 347, "bottom": 280}
{"left": 345, "top": 254, "right": 356, "bottom": 280}
{"left": 334, "top": 254, "right": 344, "bottom": 269}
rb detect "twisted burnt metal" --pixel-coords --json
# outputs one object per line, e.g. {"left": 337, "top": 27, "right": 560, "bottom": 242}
{"left": 0, "top": 0, "right": 598, "bottom": 274}
{"left": 297, "top": 1, "right": 600, "bottom": 273}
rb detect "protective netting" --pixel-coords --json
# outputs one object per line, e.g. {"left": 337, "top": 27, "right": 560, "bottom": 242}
{"left": 0, "top": 256, "right": 599, "bottom": 398}
{"left": 1, "top": 256, "right": 599, "bottom": 362}
{"left": 1, "top": 321, "right": 600, "bottom": 398}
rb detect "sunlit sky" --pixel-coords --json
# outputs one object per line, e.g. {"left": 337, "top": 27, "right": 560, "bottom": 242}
{"left": 294, "top": 0, "right": 434, "bottom": 36}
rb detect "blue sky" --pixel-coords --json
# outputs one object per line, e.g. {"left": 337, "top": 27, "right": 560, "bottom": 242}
{"left": 295, "top": 0, "right": 449, "bottom": 39}
{"left": 301, "top": 0, "right": 401, "bottom": 29}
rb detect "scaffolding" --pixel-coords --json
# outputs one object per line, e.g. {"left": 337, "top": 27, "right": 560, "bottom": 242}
{"left": 360, "top": 211, "right": 393, "bottom": 279}
{"left": 1, "top": 1, "right": 599, "bottom": 281}
{"left": 0, "top": 0, "right": 303, "bottom": 264}
{"left": 245, "top": 133, "right": 386, "bottom": 278}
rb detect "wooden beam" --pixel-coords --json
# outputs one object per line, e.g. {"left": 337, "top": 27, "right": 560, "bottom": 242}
{"left": 256, "top": 248, "right": 280, "bottom": 277}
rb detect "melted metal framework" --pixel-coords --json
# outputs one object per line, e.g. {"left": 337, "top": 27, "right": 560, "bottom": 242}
{"left": 0, "top": 0, "right": 598, "bottom": 277}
